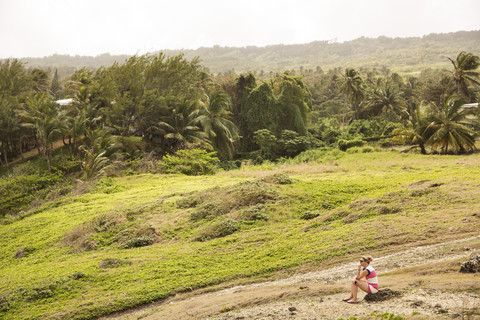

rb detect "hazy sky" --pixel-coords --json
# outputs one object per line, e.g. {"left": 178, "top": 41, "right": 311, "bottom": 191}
{"left": 0, "top": 0, "right": 479, "bottom": 58}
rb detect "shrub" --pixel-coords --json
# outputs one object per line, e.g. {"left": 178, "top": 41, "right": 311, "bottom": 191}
{"left": 262, "top": 173, "right": 293, "bottom": 185}
{"left": 14, "top": 246, "right": 36, "bottom": 259}
{"left": 68, "top": 272, "right": 87, "bottom": 280}
{"left": 0, "top": 172, "right": 64, "bottom": 217}
{"left": 379, "top": 138, "right": 393, "bottom": 148}
{"left": 187, "top": 181, "right": 276, "bottom": 221}
{"left": 300, "top": 211, "right": 320, "bottom": 220}
{"left": 98, "top": 258, "right": 132, "bottom": 269}
{"left": 115, "top": 223, "right": 157, "bottom": 248}
{"left": 161, "top": 149, "right": 219, "bottom": 175}
{"left": 120, "top": 236, "right": 155, "bottom": 249}
{"left": 194, "top": 219, "right": 238, "bottom": 241}
{"left": 276, "top": 130, "right": 311, "bottom": 158}
{"left": 337, "top": 139, "right": 365, "bottom": 151}
{"left": 239, "top": 204, "right": 269, "bottom": 221}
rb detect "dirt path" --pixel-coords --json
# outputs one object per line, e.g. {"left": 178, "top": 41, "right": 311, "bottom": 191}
{"left": 100, "top": 236, "right": 480, "bottom": 320}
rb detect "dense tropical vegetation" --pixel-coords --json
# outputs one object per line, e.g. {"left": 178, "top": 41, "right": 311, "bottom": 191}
{"left": 1, "top": 34, "right": 480, "bottom": 320}
{"left": 1, "top": 49, "right": 480, "bottom": 166}
{"left": 0, "top": 41, "right": 479, "bottom": 219}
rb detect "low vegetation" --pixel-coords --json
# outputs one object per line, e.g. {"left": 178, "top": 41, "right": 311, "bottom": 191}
{"left": 0, "top": 33, "right": 479, "bottom": 320}
{"left": 1, "top": 151, "right": 479, "bottom": 319}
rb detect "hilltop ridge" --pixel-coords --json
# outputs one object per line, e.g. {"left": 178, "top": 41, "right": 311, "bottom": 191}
{"left": 13, "top": 30, "right": 480, "bottom": 76}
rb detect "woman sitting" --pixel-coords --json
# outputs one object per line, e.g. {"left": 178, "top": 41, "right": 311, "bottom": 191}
{"left": 343, "top": 256, "right": 378, "bottom": 303}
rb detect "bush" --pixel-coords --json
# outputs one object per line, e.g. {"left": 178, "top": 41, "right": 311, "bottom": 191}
{"left": 161, "top": 149, "right": 219, "bottom": 175}
{"left": 120, "top": 236, "right": 155, "bottom": 249}
{"left": 262, "top": 173, "right": 293, "bottom": 185}
{"left": 187, "top": 181, "right": 276, "bottom": 221}
{"left": 98, "top": 258, "right": 132, "bottom": 269}
{"left": 276, "top": 130, "right": 311, "bottom": 158}
{"left": 337, "top": 139, "right": 365, "bottom": 151}
{"left": 239, "top": 204, "right": 269, "bottom": 221}
{"left": 194, "top": 219, "right": 238, "bottom": 241}
{"left": 379, "top": 138, "right": 393, "bottom": 148}
{"left": 300, "top": 211, "right": 321, "bottom": 220}
{"left": 0, "top": 172, "right": 64, "bottom": 217}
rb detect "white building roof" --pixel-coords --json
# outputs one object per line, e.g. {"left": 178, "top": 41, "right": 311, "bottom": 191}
{"left": 55, "top": 98, "right": 73, "bottom": 106}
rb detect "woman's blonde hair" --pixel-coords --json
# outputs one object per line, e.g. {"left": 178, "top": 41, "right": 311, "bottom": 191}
{"left": 361, "top": 256, "right": 373, "bottom": 264}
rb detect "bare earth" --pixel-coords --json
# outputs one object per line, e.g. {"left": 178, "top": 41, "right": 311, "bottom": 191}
{"left": 100, "top": 236, "right": 480, "bottom": 320}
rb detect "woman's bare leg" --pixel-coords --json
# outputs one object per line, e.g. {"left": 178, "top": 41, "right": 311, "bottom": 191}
{"left": 348, "top": 280, "right": 369, "bottom": 302}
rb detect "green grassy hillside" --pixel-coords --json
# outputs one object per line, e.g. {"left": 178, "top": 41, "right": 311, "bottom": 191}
{"left": 17, "top": 30, "right": 480, "bottom": 77}
{"left": 1, "top": 150, "right": 480, "bottom": 319}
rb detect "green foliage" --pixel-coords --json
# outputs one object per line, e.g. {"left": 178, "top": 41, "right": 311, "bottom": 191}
{"left": 425, "top": 94, "right": 478, "bottom": 154}
{"left": 193, "top": 219, "right": 238, "bottom": 241}
{"left": 253, "top": 129, "right": 277, "bottom": 160}
{"left": 300, "top": 210, "right": 320, "bottom": 220}
{"left": 239, "top": 74, "right": 311, "bottom": 152}
{"left": 0, "top": 172, "right": 64, "bottom": 217}
{"left": 337, "top": 139, "right": 365, "bottom": 151}
{"left": 311, "top": 117, "right": 342, "bottom": 145}
{"left": 270, "top": 173, "right": 293, "bottom": 185}
{"left": 186, "top": 180, "right": 276, "bottom": 221}
{"left": 239, "top": 204, "right": 269, "bottom": 221}
{"left": 97, "top": 258, "right": 132, "bottom": 269}
{"left": 447, "top": 51, "right": 480, "bottom": 97}
{"left": 276, "top": 130, "right": 311, "bottom": 157}
{"left": 161, "top": 149, "right": 219, "bottom": 175}
{"left": 2, "top": 152, "right": 480, "bottom": 319}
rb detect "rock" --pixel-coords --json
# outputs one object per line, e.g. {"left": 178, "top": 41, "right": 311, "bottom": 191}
{"left": 411, "top": 300, "right": 424, "bottom": 307}
{"left": 436, "top": 308, "right": 448, "bottom": 314}
{"left": 288, "top": 306, "right": 297, "bottom": 312}
{"left": 459, "top": 255, "right": 480, "bottom": 273}
{"left": 364, "top": 288, "right": 402, "bottom": 302}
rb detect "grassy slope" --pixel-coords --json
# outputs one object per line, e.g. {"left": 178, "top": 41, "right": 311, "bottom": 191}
{"left": 1, "top": 151, "right": 480, "bottom": 319}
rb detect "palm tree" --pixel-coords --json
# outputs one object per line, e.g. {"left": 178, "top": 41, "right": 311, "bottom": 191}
{"left": 0, "top": 97, "right": 20, "bottom": 164}
{"left": 392, "top": 101, "right": 430, "bottom": 154}
{"left": 198, "top": 90, "right": 239, "bottom": 159}
{"left": 447, "top": 51, "right": 480, "bottom": 98}
{"left": 425, "top": 94, "right": 478, "bottom": 154}
{"left": 79, "top": 128, "right": 117, "bottom": 180}
{"left": 366, "top": 83, "right": 407, "bottom": 119}
{"left": 341, "top": 68, "right": 366, "bottom": 122}
{"left": 156, "top": 100, "right": 211, "bottom": 152}
{"left": 19, "top": 92, "right": 66, "bottom": 172}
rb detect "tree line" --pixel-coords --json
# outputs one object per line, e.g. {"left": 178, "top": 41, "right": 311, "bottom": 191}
{"left": 0, "top": 50, "right": 479, "bottom": 179}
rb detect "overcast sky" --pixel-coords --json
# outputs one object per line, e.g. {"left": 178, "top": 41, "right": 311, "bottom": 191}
{"left": 0, "top": 0, "right": 479, "bottom": 58}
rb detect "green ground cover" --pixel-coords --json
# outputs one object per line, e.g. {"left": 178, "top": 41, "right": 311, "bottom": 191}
{"left": 1, "top": 151, "right": 479, "bottom": 319}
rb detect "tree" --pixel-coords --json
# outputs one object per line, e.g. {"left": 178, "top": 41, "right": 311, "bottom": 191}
{"left": 0, "top": 97, "right": 20, "bottom": 164}
{"left": 79, "top": 128, "right": 117, "bottom": 180}
{"left": 392, "top": 101, "right": 430, "bottom": 154}
{"left": 341, "top": 68, "right": 365, "bottom": 120}
{"left": 50, "top": 69, "right": 62, "bottom": 99}
{"left": 156, "top": 100, "right": 210, "bottom": 152}
{"left": 0, "top": 59, "right": 31, "bottom": 98}
{"left": 198, "top": 89, "right": 239, "bottom": 159}
{"left": 19, "top": 93, "right": 66, "bottom": 172}
{"left": 425, "top": 94, "right": 478, "bottom": 154}
{"left": 447, "top": 51, "right": 480, "bottom": 98}
{"left": 30, "top": 68, "right": 50, "bottom": 92}
{"left": 238, "top": 74, "right": 311, "bottom": 152}
{"left": 366, "top": 82, "right": 407, "bottom": 120}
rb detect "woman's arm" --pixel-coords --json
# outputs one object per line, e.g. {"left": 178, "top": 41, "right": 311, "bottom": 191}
{"left": 355, "top": 268, "right": 368, "bottom": 280}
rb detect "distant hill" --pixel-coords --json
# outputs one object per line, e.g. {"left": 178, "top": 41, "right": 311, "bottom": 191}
{"left": 16, "top": 30, "right": 480, "bottom": 77}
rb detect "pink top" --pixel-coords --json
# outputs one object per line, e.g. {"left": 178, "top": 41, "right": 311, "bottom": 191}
{"left": 364, "top": 265, "right": 378, "bottom": 287}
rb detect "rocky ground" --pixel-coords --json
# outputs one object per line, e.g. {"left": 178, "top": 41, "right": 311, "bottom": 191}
{"left": 100, "top": 236, "right": 480, "bottom": 320}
